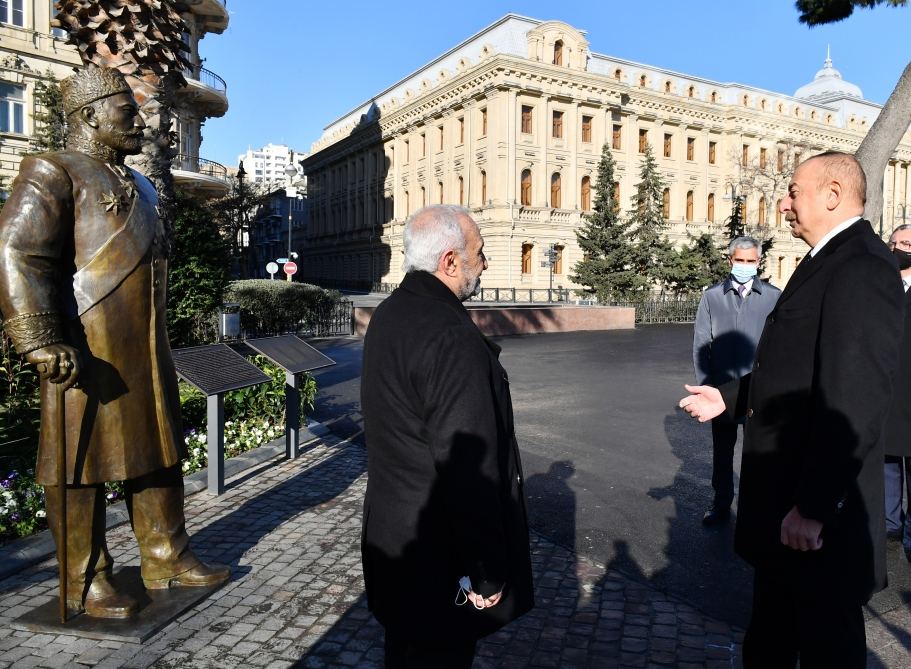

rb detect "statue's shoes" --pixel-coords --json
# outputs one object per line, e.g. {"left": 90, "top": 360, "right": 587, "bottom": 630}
{"left": 67, "top": 578, "right": 138, "bottom": 619}
{"left": 143, "top": 562, "right": 230, "bottom": 590}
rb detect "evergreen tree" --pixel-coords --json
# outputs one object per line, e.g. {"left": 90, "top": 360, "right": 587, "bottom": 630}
{"left": 626, "top": 143, "right": 675, "bottom": 294}
{"left": 666, "top": 233, "right": 730, "bottom": 294}
{"left": 724, "top": 195, "right": 745, "bottom": 239}
{"left": 570, "top": 144, "right": 639, "bottom": 301}
{"left": 28, "top": 69, "right": 66, "bottom": 154}
{"left": 167, "top": 191, "right": 231, "bottom": 346}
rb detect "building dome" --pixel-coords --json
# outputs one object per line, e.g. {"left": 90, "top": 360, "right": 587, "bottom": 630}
{"left": 794, "top": 49, "right": 863, "bottom": 101}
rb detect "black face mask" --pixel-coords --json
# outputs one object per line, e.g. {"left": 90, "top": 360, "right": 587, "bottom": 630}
{"left": 894, "top": 248, "right": 911, "bottom": 271}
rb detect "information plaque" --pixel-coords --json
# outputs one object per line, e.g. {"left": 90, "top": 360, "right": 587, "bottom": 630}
{"left": 171, "top": 344, "right": 272, "bottom": 494}
{"left": 172, "top": 344, "right": 270, "bottom": 395}
{"left": 246, "top": 336, "right": 336, "bottom": 458}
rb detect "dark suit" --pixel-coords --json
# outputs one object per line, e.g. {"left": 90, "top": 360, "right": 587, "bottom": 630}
{"left": 721, "top": 220, "right": 903, "bottom": 667}
{"left": 361, "top": 271, "right": 534, "bottom": 660}
{"left": 882, "top": 286, "right": 911, "bottom": 551}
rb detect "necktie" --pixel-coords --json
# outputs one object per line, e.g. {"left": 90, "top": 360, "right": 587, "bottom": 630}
{"left": 738, "top": 284, "right": 747, "bottom": 299}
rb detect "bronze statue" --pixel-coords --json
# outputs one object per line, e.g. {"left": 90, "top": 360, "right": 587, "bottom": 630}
{"left": 0, "top": 66, "right": 229, "bottom": 619}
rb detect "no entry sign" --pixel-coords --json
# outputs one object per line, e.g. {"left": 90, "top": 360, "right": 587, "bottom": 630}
{"left": 283, "top": 261, "right": 298, "bottom": 276}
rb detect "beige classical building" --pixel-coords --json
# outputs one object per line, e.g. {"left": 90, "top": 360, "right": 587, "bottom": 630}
{"left": 0, "top": 1, "right": 230, "bottom": 199}
{"left": 300, "top": 14, "right": 911, "bottom": 291}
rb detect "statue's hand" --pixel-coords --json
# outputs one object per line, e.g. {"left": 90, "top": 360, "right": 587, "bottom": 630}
{"left": 26, "top": 344, "right": 81, "bottom": 391}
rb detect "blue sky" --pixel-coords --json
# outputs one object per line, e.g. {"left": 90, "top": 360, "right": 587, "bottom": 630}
{"left": 199, "top": 1, "right": 910, "bottom": 168}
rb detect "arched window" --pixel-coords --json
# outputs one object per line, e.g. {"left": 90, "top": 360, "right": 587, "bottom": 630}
{"left": 551, "top": 172, "right": 562, "bottom": 209}
{"left": 520, "top": 169, "right": 532, "bottom": 206}
{"left": 664, "top": 81, "right": 672, "bottom": 93}
{"left": 687, "top": 85, "right": 695, "bottom": 98}
{"left": 639, "top": 74, "right": 647, "bottom": 88}
{"left": 742, "top": 94, "right": 749, "bottom": 107}
{"left": 614, "top": 68, "right": 622, "bottom": 81}
{"left": 612, "top": 182, "right": 620, "bottom": 213}
{"left": 404, "top": 190, "right": 409, "bottom": 216}
{"left": 710, "top": 91, "right": 718, "bottom": 103}
{"left": 776, "top": 199, "right": 782, "bottom": 226}
{"left": 420, "top": 186, "right": 426, "bottom": 207}
{"left": 740, "top": 198, "right": 747, "bottom": 222}
{"left": 521, "top": 243, "right": 533, "bottom": 274}
{"left": 758, "top": 196, "right": 766, "bottom": 226}
{"left": 553, "top": 40, "right": 564, "bottom": 66}
{"left": 686, "top": 191, "right": 694, "bottom": 221}
{"left": 662, "top": 188, "right": 670, "bottom": 219}
{"left": 438, "top": 181, "right": 444, "bottom": 204}
{"left": 707, "top": 193, "right": 715, "bottom": 223}
{"left": 581, "top": 176, "right": 591, "bottom": 211}
{"left": 481, "top": 170, "right": 488, "bottom": 203}
{"left": 458, "top": 177, "right": 464, "bottom": 206}
{"left": 554, "top": 245, "right": 564, "bottom": 274}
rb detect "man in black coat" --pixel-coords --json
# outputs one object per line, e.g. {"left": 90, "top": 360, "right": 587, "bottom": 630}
{"left": 679, "top": 152, "right": 903, "bottom": 667}
{"left": 883, "top": 223, "right": 911, "bottom": 560}
{"left": 361, "top": 205, "right": 534, "bottom": 667}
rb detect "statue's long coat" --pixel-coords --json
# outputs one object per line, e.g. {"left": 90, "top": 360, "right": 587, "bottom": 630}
{"left": 0, "top": 152, "right": 184, "bottom": 485}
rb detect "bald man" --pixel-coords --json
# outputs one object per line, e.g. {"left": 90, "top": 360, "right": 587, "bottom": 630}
{"left": 680, "top": 152, "right": 903, "bottom": 667}
{"left": 360, "top": 205, "right": 534, "bottom": 667}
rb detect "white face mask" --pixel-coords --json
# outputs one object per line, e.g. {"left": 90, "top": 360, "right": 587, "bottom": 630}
{"left": 731, "top": 263, "right": 758, "bottom": 283}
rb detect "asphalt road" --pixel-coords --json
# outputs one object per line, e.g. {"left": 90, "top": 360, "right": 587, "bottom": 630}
{"left": 310, "top": 326, "right": 911, "bottom": 629}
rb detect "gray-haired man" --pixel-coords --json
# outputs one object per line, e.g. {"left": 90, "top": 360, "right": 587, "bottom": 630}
{"left": 693, "top": 237, "right": 781, "bottom": 526}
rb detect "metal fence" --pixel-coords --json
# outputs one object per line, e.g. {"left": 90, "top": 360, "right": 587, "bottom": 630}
{"left": 307, "top": 299, "right": 354, "bottom": 336}
{"left": 469, "top": 288, "right": 571, "bottom": 303}
{"left": 609, "top": 296, "right": 701, "bottom": 324}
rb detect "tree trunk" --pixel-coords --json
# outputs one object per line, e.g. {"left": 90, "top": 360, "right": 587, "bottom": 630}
{"left": 856, "top": 60, "right": 911, "bottom": 235}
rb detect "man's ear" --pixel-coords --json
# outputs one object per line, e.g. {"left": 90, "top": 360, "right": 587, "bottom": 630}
{"left": 826, "top": 180, "right": 843, "bottom": 211}
{"left": 80, "top": 104, "right": 99, "bottom": 129}
{"left": 439, "top": 248, "right": 459, "bottom": 277}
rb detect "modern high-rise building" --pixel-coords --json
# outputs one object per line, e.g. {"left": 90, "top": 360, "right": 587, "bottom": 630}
{"left": 0, "top": 1, "right": 230, "bottom": 198}
{"left": 300, "top": 14, "right": 911, "bottom": 291}
{"left": 236, "top": 143, "right": 306, "bottom": 187}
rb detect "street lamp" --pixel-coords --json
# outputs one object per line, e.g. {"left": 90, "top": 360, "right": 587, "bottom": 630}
{"left": 283, "top": 158, "right": 303, "bottom": 282}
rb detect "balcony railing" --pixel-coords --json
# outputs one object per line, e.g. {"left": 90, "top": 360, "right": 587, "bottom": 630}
{"left": 172, "top": 154, "right": 228, "bottom": 182}
{"left": 183, "top": 65, "right": 227, "bottom": 95}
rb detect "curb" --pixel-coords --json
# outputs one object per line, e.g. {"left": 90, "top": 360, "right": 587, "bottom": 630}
{"left": 0, "top": 419, "right": 332, "bottom": 582}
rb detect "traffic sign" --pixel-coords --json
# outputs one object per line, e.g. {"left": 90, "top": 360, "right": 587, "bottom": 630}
{"left": 276, "top": 257, "right": 289, "bottom": 264}
{"left": 283, "top": 261, "right": 298, "bottom": 275}
{"left": 266, "top": 261, "right": 278, "bottom": 275}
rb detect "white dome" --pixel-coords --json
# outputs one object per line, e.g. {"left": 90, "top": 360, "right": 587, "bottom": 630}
{"left": 794, "top": 50, "right": 863, "bottom": 101}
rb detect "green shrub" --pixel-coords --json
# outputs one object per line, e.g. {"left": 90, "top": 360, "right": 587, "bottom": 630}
{"left": 226, "top": 280, "right": 340, "bottom": 335}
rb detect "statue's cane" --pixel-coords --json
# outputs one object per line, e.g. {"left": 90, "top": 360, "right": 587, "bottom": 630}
{"left": 54, "top": 379, "right": 67, "bottom": 624}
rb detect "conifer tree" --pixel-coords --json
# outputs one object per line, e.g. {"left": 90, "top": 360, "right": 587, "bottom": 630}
{"left": 28, "top": 69, "right": 66, "bottom": 154}
{"left": 570, "top": 144, "right": 639, "bottom": 301}
{"left": 626, "top": 144, "right": 675, "bottom": 294}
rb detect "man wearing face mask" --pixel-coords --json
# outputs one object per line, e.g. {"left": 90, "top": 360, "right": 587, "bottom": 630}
{"left": 693, "top": 237, "right": 781, "bottom": 526}
{"left": 882, "top": 224, "right": 911, "bottom": 561}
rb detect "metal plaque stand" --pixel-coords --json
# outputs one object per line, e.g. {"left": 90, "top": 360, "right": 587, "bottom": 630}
{"left": 172, "top": 344, "right": 271, "bottom": 494}
{"left": 245, "top": 336, "right": 335, "bottom": 459}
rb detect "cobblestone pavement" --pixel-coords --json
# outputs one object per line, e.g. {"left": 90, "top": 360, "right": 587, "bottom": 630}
{"left": 0, "top": 430, "right": 909, "bottom": 668}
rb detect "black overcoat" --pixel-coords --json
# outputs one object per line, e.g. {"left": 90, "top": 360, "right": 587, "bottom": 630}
{"left": 883, "top": 287, "right": 911, "bottom": 457}
{"left": 723, "top": 220, "right": 903, "bottom": 606}
{"left": 360, "top": 271, "right": 534, "bottom": 642}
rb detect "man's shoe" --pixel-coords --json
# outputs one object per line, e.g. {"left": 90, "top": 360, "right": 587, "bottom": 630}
{"left": 143, "top": 562, "right": 230, "bottom": 590}
{"left": 67, "top": 577, "right": 138, "bottom": 619}
{"left": 702, "top": 506, "right": 731, "bottom": 527}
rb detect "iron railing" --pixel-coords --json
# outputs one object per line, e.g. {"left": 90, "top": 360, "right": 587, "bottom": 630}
{"left": 469, "top": 288, "right": 571, "bottom": 303}
{"left": 308, "top": 299, "right": 354, "bottom": 336}
{"left": 172, "top": 154, "right": 228, "bottom": 182}
{"left": 184, "top": 65, "right": 227, "bottom": 95}
{"left": 609, "top": 296, "right": 701, "bottom": 324}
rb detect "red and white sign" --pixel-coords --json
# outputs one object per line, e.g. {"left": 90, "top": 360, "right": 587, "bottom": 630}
{"left": 283, "top": 261, "right": 298, "bottom": 276}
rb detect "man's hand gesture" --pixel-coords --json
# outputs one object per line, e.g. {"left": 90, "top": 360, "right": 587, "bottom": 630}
{"left": 678, "top": 384, "right": 725, "bottom": 423}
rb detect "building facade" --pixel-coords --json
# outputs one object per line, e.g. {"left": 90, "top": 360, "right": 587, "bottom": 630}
{"left": 237, "top": 143, "right": 306, "bottom": 187}
{"left": 0, "top": 1, "right": 230, "bottom": 198}
{"left": 246, "top": 188, "right": 309, "bottom": 279}
{"left": 300, "top": 14, "right": 911, "bottom": 291}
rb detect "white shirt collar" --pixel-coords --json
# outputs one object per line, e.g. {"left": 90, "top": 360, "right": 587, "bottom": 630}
{"left": 809, "top": 216, "right": 861, "bottom": 257}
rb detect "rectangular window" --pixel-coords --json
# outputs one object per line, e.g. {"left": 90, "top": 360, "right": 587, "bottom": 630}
{"left": 552, "top": 111, "right": 563, "bottom": 139}
{"left": 480, "top": 107, "right": 488, "bottom": 136}
{"left": 581, "top": 115, "right": 592, "bottom": 143}
{"left": 686, "top": 137, "right": 695, "bottom": 161}
{"left": 663, "top": 133, "right": 672, "bottom": 158}
{"left": 742, "top": 144, "right": 749, "bottom": 167}
{"left": 521, "top": 105, "right": 533, "bottom": 134}
{"left": 708, "top": 141, "right": 717, "bottom": 164}
{"left": 638, "top": 128, "right": 648, "bottom": 153}
{"left": 760, "top": 147, "right": 767, "bottom": 169}
{"left": 612, "top": 124, "right": 622, "bottom": 150}
{"left": 777, "top": 149, "right": 785, "bottom": 171}
{"left": 521, "top": 244, "right": 533, "bottom": 274}
{"left": 0, "top": 0, "right": 24, "bottom": 26}
{"left": 458, "top": 117, "right": 464, "bottom": 144}
{"left": 0, "top": 82, "right": 25, "bottom": 134}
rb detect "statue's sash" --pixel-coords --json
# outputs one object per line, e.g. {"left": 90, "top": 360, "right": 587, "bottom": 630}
{"left": 72, "top": 173, "right": 159, "bottom": 316}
